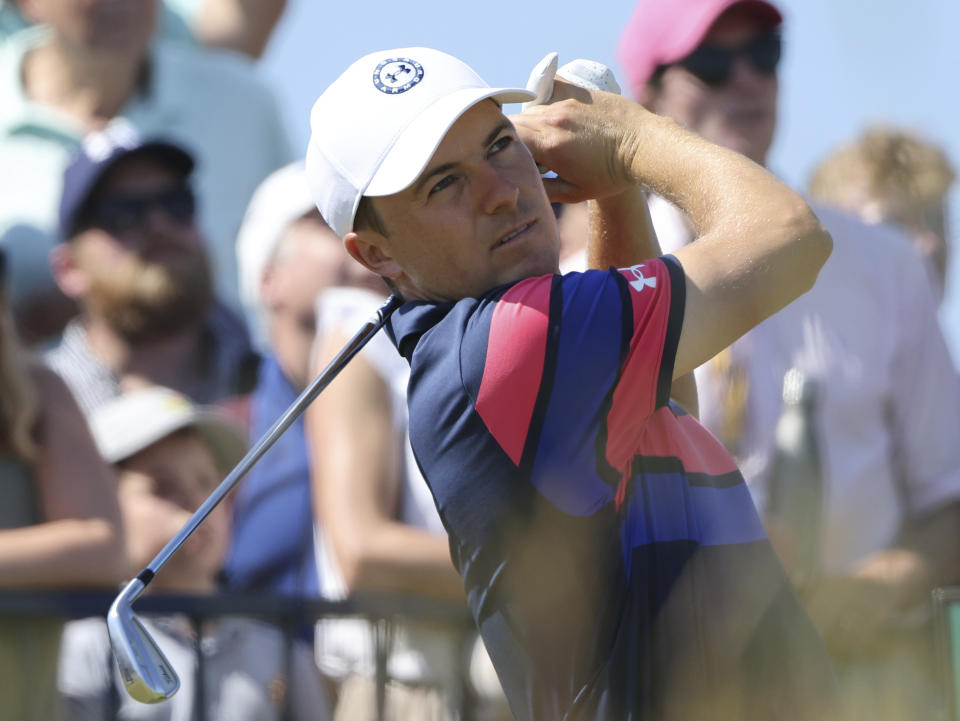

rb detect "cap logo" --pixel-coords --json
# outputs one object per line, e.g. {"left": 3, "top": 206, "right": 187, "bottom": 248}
{"left": 373, "top": 58, "right": 424, "bottom": 94}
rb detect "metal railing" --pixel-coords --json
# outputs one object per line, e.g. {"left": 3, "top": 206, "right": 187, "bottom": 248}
{"left": 0, "top": 589, "right": 478, "bottom": 721}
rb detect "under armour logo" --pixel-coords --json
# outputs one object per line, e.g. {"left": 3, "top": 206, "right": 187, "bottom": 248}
{"left": 624, "top": 264, "right": 657, "bottom": 293}
{"left": 373, "top": 58, "right": 424, "bottom": 95}
{"left": 385, "top": 64, "right": 412, "bottom": 83}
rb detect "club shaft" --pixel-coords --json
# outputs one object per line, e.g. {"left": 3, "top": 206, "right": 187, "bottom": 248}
{"left": 129, "top": 295, "right": 402, "bottom": 599}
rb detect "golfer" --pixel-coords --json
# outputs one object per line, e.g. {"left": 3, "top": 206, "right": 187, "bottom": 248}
{"left": 306, "top": 47, "right": 837, "bottom": 721}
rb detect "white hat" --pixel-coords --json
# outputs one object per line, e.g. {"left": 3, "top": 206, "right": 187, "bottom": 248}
{"left": 305, "top": 47, "right": 535, "bottom": 238}
{"left": 89, "top": 387, "right": 247, "bottom": 472}
{"left": 235, "top": 161, "right": 317, "bottom": 350}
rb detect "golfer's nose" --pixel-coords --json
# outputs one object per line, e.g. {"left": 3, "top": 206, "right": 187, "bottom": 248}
{"left": 478, "top": 164, "right": 519, "bottom": 215}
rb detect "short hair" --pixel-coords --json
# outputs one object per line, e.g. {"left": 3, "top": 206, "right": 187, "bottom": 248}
{"left": 353, "top": 197, "right": 402, "bottom": 299}
{"left": 354, "top": 196, "right": 389, "bottom": 236}
{"left": 809, "top": 127, "right": 956, "bottom": 211}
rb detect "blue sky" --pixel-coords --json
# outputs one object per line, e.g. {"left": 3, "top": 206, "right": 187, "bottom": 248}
{"left": 258, "top": 0, "right": 960, "bottom": 360}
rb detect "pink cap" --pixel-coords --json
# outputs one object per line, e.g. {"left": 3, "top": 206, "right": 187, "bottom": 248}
{"left": 617, "top": 0, "right": 782, "bottom": 98}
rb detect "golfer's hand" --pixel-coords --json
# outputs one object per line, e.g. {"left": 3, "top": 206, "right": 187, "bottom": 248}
{"left": 511, "top": 81, "right": 645, "bottom": 203}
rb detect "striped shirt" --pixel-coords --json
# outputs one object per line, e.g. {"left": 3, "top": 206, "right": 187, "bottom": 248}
{"left": 387, "top": 257, "right": 837, "bottom": 721}
{"left": 45, "top": 303, "right": 258, "bottom": 415}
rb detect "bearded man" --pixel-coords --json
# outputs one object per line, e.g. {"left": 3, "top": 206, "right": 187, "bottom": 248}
{"left": 46, "top": 127, "right": 258, "bottom": 414}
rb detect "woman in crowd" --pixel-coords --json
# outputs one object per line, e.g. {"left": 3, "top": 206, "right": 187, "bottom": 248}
{"left": 0, "top": 248, "right": 126, "bottom": 721}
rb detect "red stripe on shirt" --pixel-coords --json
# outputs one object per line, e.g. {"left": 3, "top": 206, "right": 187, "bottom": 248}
{"left": 476, "top": 276, "right": 552, "bottom": 465}
{"left": 605, "top": 261, "right": 672, "bottom": 473}
{"left": 639, "top": 410, "right": 740, "bottom": 475}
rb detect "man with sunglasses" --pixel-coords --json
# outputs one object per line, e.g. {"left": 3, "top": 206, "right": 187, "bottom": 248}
{"left": 621, "top": 0, "right": 781, "bottom": 167}
{"left": 45, "top": 126, "right": 258, "bottom": 415}
{"left": 619, "top": 1, "right": 960, "bottom": 717}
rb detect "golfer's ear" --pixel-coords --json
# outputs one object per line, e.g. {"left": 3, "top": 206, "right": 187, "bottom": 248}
{"left": 344, "top": 230, "right": 403, "bottom": 279}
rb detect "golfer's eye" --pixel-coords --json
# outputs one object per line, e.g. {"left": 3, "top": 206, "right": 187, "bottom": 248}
{"left": 429, "top": 175, "right": 456, "bottom": 196}
{"left": 489, "top": 135, "right": 513, "bottom": 155}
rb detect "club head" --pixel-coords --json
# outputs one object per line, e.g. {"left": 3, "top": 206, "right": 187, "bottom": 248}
{"left": 107, "top": 580, "right": 180, "bottom": 703}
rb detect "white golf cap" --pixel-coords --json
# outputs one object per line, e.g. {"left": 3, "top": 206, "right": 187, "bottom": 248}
{"left": 306, "top": 47, "right": 535, "bottom": 238}
{"left": 89, "top": 387, "right": 247, "bottom": 472}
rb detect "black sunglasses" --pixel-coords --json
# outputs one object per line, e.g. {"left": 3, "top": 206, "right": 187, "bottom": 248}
{"left": 678, "top": 30, "right": 782, "bottom": 88}
{"left": 80, "top": 186, "right": 196, "bottom": 237}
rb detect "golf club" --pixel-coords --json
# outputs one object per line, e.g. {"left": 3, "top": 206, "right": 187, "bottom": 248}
{"left": 107, "top": 294, "right": 402, "bottom": 704}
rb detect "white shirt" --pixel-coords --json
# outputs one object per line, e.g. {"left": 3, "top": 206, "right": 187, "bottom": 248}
{"left": 650, "top": 195, "right": 960, "bottom": 574}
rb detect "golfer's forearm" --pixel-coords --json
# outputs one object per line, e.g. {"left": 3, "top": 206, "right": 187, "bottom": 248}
{"left": 585, "top": 187, "right": 658, "bottom": 269}
{"left": 626, "top": 111, "right": 831, "bottom": 297}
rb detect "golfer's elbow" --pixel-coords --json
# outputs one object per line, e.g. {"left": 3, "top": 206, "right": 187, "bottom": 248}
{"left": 749, "top": 202, "right": 832, "bottom": 322}
{"left": 775, "top": 199, "right": 832, "bottom": 298}
{"left": 792, "top": 205, "right": 833, "bottom": 293}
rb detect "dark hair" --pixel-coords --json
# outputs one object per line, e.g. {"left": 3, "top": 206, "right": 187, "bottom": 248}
{"left": 353, "top": 198, "right": 403, "bottom": 299}
{"left": 354, "top": 196, "right": 389, "bottom": 236}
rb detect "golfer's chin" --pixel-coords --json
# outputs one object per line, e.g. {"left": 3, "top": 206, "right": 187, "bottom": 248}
{"left": 499, "top": 248, "right": 561, "bottom": 286}
{"left": 400, "top": 248, "right": 561, "bottom": 302}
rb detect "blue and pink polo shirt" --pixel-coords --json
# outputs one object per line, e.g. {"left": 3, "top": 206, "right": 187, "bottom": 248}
{"left": 387, "top": 256, "right": 836, "bottom": 721}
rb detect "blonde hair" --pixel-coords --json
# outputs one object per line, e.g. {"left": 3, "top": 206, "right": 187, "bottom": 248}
{"left": 809, "top": 127, "right": 955, "bottom": 211}
{"left": 0, "top": 299, "right": 38, "bottom": 461}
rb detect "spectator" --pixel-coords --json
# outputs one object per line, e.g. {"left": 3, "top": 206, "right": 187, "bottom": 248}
{"left": 618, "top": 0, "right": 960, "bottom": 717}
{"left": 224, "top": 162, "right": 378, "bottom": 599}
{"left": 0, "top": 246, "right": 126, "bottom": 721}
{"left": 0, "top": 0, "right": 291, "bottom": 342}
{"left": 809, "top": 126, "right": 955, "bottom": 302}
{"left": 309, "top": 286, "right": 485, "bottom": 721}
{"left": 0, "top": 0, "right": 287, "bottom": 57}
{"left": 46, "top": 128, "right": 258, "bottom": 414}
{"left": 57, "top": 385, "right": 332, "bottom": 721}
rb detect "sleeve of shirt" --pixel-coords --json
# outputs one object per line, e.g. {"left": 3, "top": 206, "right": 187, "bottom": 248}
{"left": 466, "top": 256, "right": 684, "bottom": 472}
{"left": 886, "top": 242, "right": 960, "bottom": 516}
